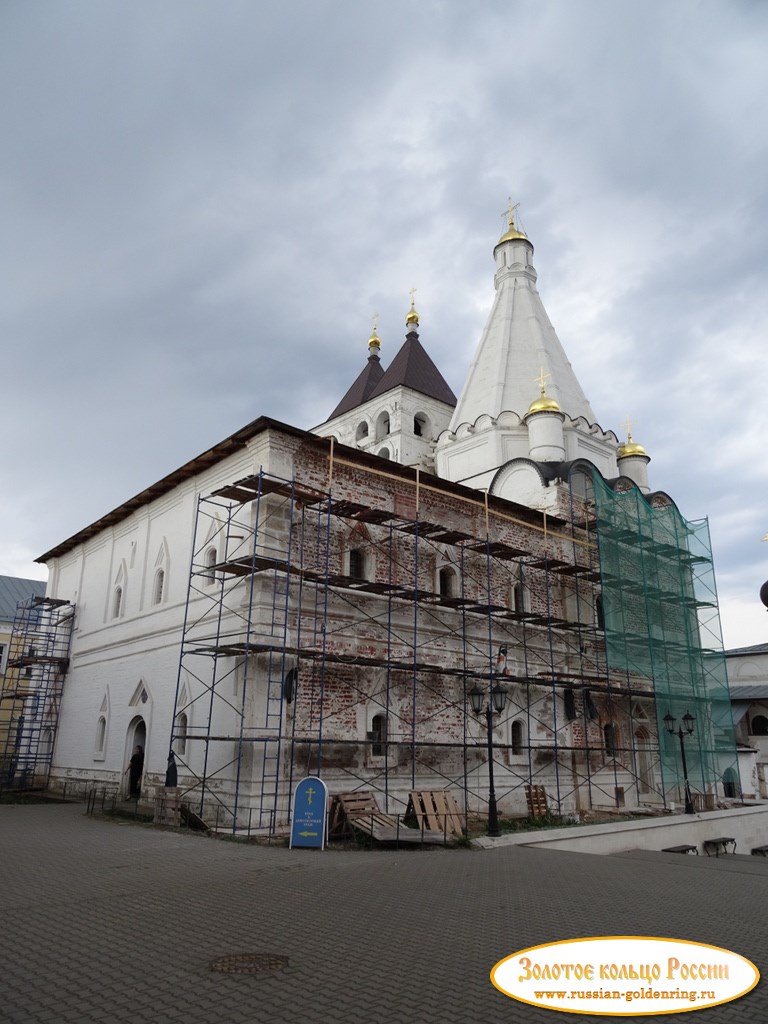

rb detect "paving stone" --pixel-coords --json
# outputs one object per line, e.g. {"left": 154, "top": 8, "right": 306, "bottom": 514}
{"left": 0, "top": 803, "right": 765, "bottom": 1023}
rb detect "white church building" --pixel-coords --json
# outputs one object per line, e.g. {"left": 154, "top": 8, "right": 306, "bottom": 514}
{"left": 0, "top": 208, "right": 738, "bottom": 833}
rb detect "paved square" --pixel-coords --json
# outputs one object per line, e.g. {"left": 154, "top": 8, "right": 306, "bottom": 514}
{"left": 0, "top": 803, "right": 764, "bottom": 1023}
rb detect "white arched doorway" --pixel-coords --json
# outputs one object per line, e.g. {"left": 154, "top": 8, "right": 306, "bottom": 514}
{"left": 124, "top": 716, "right": 147, "bottom": 798}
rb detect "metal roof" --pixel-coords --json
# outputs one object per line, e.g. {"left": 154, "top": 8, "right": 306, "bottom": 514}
{"left": 0, "top": 575, "right": 47, "bottom": 625}
{"left": 367, "top": 332, "right": 457, "bottom": 407}
{"left": 725, "top": 642, "right": 768, "bottom": 657}
{"left": 728, "top": 684, "right": 768, "bottom": 701}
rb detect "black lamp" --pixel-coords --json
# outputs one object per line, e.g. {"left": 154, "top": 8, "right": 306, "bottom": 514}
{"left": 664, "top": 709, "right": 696, "bottom": 814}
{"left": 469, "top": 682, "right": 508, "bottom": 836}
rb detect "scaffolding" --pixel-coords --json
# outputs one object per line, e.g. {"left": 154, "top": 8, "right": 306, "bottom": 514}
{"left": 589, "top": 470, "right": 738, "bottom": 805}
{"left": 169, "top": 451, "right": 736, "bottom": 835}
{"left": 0, "top": 596, "right": 75, "bottom": 792}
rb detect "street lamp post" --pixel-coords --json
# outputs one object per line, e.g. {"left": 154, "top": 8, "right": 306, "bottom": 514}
{"left": 469, "top": 682, "right": 508, "bottom": 837}
{"left": 663, "top": 710, "right": 696, "bottom": 814}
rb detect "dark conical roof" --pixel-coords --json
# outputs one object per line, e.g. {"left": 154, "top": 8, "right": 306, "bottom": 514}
{"left": 327, "top": 354, "right": 385, "bottom": 419}
{"left": 368, "top": 331, "right": 457, "bottom": 406}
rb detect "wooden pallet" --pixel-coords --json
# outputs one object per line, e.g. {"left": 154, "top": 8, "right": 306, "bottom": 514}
{"left": 526, "top": 784, "right": 549, "bottom": 817}
{"left": 329, "top": 790, "right": 453, "bottom": 845}
{"left": 406, "top": 790, "right": 464, "bottom": 836}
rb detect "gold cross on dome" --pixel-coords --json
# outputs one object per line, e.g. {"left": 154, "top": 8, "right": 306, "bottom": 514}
{"left": 409, "top": 287, "right": 417, "bottom": 305}
{"left": 504, "top": 197, "right": 520, "bottom": 228}
{"left": 372, "top": 312, "right": 379, "bottom": 332}
{"left": 624, "top": 416, "right": 634, "bottom": 441}
{"left": 534, "top": 367, "right": 550, "bottom": 395}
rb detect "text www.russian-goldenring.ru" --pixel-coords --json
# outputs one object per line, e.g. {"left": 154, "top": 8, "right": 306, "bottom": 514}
{"left": 534, "top": 989, "right": 718, "bottom": 1004}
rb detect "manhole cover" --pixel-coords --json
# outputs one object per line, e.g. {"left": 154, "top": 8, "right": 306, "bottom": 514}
{"left": 210, "top": 953, "right": 289, "bottom": 975}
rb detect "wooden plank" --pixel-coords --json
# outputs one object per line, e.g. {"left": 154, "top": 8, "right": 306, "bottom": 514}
{"left": 407, "top": 790, "right": 464, "bottom": 835}
{"left": 526, "top": 784, "right": 549, "bottom": 817}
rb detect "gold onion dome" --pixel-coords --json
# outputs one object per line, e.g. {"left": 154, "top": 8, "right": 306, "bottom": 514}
{"left": 406, "top": 290, "right": 419, "bottom": 326}
{"left": 618, "top": 431, "right": 648, "bottom": 459}
{"left": 527, "top": 392, "right": 561, "bottom": 415}
{"left": 368, "top": 324, "right": 381, "bottom": 352}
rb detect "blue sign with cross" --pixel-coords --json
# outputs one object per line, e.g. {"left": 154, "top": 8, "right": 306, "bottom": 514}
{"left": 289, "top": 776, "right": 328, "bottom": 849}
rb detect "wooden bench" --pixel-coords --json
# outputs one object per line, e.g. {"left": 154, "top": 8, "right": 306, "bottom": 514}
{"left": 751, "top": 845, "right": 768, "bottom": 857}
{"left": 703, "top": 837, "right": 736, "bottom": 857}
{"left": 662, "top": 844, "right": 698, "bottom": 855}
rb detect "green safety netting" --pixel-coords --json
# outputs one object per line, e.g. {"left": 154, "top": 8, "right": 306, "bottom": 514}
{"left": 591, "top": 473, "right": 738, "bottom": 804}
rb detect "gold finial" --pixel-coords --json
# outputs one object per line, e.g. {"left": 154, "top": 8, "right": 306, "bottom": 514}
{"left": 405, "top": 287, "right": 419, "bottom": 326}
{"left": 618, "top": 417, "right": 648, "bottom": 459}
{"left": 496, "top": 197, "right": 528, "bottom": 246}
{"left": 368, "top": 313, "right": 381, "bottom": 353}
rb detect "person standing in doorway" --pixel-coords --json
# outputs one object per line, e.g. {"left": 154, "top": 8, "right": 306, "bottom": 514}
{"left": 125, "top": 744, "right": 144, "bottom": 800}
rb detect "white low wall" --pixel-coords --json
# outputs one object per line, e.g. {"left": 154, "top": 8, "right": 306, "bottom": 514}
{"left": 474, "top": 804, "right": 768, "bottom": 856}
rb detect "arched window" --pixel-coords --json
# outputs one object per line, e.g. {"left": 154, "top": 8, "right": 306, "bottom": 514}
{"left": 204, "top": 547, "right": 217, "bottom": 586}
{"left": 349, "top": 548, "right": 366, "bottom": 580}
{"left": 112, "top": 586, "right": 123, "bottom": 619}
{"left": 635, "top": 727, "right": 652, "bottom": 794}
{"left": 152, "top": 569, "right": 165, "bottom": 605}
{"left": 355, "top": 421, "right": 369, "bottom": 442}
{"left": 377, "top": 447, "right": 391, "bottom": 460}
{"left": 438, "top": 566, "right": 457, "bottom": 598}
{"left": 511, "top": 572, "right": 525, "bottom": 613}
{"left": 175, "top": 712, "right": 188, "bottom": 756}
{"left": 723, "top": 767, "right": 738, "bottom": 799}
{"left": 511, "top": 720, "right": 524, "bottom": 756}
{"left": 751, "top": 715, "right": 768, "bottom": 736}
{"left": 371, "top": 713, "right": 388, "bottom": 757}
{"left": 604, "top": 723, "right": 617, "bottom": 756}
{"left": 95, "top": 716, "right": 106, "bottom": 754}
{"left": 376, "top": 410, "right": 390, "bottom": 440}
{"left": 414, "top": 412, "right": 430, "bottom": 438}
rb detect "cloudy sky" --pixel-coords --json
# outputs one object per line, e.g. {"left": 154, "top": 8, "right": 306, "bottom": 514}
{"left": 2, "top": 0, "right": 767, "bottom": 649}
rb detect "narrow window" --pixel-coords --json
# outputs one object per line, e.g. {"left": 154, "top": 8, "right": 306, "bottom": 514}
{"left": 563, "top": 689, "right": 577, "bottom": 721}
{"left": 205, "top": 547, "right": 217, "bottom": 587}
{"left": 175, "top": 712, "right": 188, "bottom": 756}
{"left": 371, "top": 713, "right": 388, "bottom": 757}
{"left": 95, "top": 716, "right": 106, "bottom": 754}
{"left": 511, "top": 580, "right": 525, "bottom": 612}
{"left": 349, "top": 548, "right": 366, "bottom": 580}
{"left": 596, "top": 595, "right": 605, "bottom": 631}
{"left": 604, "top": 723, "right": 616, "bottom": 756}
{"left": 439, "top": 566, "right": 456, "bottom": 598}
{"left": 153, "top": 569, "right": 165, "bottom": 605}
{"left": 511, "top": 720, "right": 524, "bottom": 756}
{"left": 113, "top": 587, "right": 123, "bottom": 619}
